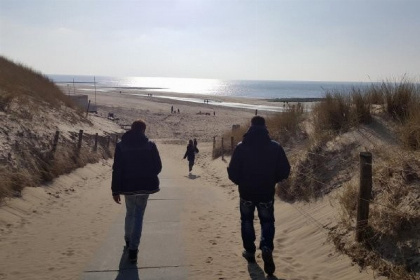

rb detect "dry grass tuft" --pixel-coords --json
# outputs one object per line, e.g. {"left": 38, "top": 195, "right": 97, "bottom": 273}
{"left": 382, "top": 79, "right": 418, "bottom": 122}
{"left": 400, "top": 103, "right": 420, "bottom": 150}
{"left": 333, "top": 147, "right": 420, "bottom": 279}
{"left": 351, "top": 88, "right": 372, "bottom": 124}
{"left": 267, "top": 103, "right": 306, "bottom": 144}
{"left": 313, "top": 92, "right": 352, "bottom": 134}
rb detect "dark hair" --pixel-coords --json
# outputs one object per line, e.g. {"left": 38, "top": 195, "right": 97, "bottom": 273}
{"left": 251, "top": 116, "right": 265, "bottom": 126}
{"left": 131, "top": 119, "right": 146, "bottom": 132}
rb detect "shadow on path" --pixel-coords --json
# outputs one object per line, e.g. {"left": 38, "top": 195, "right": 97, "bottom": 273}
{"left": 185, "top": 174, "right": 201, "bottom": 180}
{"left": 247, "top": 263, "right": 286, "bottom": 280}
{"left": 115, "top": 246, "right": 140, "bottom": 280}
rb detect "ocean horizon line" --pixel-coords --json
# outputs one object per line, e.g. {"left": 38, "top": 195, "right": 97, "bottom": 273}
{"left": 50, "top": 74, "right": 378, "bottom": 100}
{"left": 48, "top": 73, "right": 372, "bottom": 85}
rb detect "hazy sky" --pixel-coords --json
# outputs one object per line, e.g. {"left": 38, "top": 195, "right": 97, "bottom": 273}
{"left": 1, "top": 0, "right": 419, "bottom": 82}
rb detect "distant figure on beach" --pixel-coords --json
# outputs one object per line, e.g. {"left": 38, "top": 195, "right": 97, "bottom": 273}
{"left": 183, "top": 139, "right": 199, "bottom": 173}
{"left": 227, "top": 116, "right": 290, "bottom": 276}
{"left": 171, "top": 105, "right": 173, "bottom": 113}
{"left": 177, "top": 108, "right": 180, "bottom": 113}
{"left": 111, "top": 119, "right": 162, "bottom": 264}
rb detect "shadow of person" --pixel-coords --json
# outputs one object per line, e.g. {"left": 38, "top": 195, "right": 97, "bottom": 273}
{"left": 247, "top": 262, "right": 284, "bottom": 280}
{"left": 185, "top": 174, "right": 200, "bottom": 180}
{"left": 115, "top": 246, "right": 140, "bottom": 280}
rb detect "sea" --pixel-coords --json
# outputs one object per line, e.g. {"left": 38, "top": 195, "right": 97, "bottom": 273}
{"left": 49, "top": 75, "right": 371, "bottom": 112}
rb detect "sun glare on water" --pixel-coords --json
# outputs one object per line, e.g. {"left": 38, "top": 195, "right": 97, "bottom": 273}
{"left": 123, "top": 77, "right": 225, "bottom": 95}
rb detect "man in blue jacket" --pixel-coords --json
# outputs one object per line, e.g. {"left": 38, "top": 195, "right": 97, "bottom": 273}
{"left": 227, "top": 116, "right": 290, "bottom": 276}
{"left": 112, "top": 119, "right": 162, "bottom": 263}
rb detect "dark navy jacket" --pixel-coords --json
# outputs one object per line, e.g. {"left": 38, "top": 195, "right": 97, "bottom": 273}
{"left": 227, "top": 125, "right": 290, "bottom": 202}
{"left": 111, "top": 130, "right": 162, "bottom": 196}
{"left": 183, "top": 144, "right": 199, "bottom": 162}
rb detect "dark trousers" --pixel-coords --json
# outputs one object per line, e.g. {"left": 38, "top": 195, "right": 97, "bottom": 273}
{"left": 240, "top": 198, "right": 275, "bottom": 253}
{"left": 188, "top": 159, "right": 194, "bottom": 171}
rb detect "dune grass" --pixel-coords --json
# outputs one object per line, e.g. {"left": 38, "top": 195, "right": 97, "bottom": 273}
{"left": 214, "top": 78, "right": 420, "bottom": 279}
{"left": 0, "top": 56, "right": 75, "bottom": 110}
{"left": 0, "top": 56, "right": 114, "bottom": 201}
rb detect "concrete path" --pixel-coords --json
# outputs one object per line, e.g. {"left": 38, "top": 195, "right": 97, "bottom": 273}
{"left": 80, "top": 163, "right": 192, "bottom": 280}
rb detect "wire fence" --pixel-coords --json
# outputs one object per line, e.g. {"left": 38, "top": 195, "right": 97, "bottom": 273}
{"left": 2, "top": 129, "right": 123, "bottom": 166}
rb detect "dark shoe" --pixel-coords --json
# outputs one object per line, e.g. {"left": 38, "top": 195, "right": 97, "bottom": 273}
{"left": 242, "top": 250, "right": 256, "bottom": 263}
{"left": 128, "top": 249, "right": 138, "bottom": 263}
{"left": 261, "top": 247, "right": 275, "bottom": 275}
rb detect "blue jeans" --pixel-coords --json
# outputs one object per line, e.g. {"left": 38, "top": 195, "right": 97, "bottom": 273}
{"left": 124, "top": 194, "right": 149, "bottom": 251}
{"left": 240, "top": 198, "right": 275, "bottom": 253}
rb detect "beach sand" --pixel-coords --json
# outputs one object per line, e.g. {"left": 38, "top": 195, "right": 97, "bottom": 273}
{"left": 0, "top": 90, "right": 385, "bottom": 280}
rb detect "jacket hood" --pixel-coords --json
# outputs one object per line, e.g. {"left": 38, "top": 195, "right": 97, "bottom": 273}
{"left": 242, "top": 125, "right": 271, "bottom": 145}
{"left": 121, "top": 130, "right": 148, "bottom": 146}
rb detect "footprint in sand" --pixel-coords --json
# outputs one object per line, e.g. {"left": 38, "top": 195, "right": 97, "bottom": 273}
{"left": 62, "top": 249, "right": 74, "bottom": 256}
{"left": 209, "top": 240, "right": 217, "bottom": 245}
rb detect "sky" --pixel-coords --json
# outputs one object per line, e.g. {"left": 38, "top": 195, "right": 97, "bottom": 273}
{"left": 1, "top": 0, "right": 420, "bottom": 82}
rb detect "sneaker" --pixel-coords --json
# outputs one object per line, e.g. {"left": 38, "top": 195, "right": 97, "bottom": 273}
{"left": 128, "top": 249, "right": 138, "bottom": 263}
{"left": 261, "top": 247, "right": 275, "bottom": 275}
{"left": 242, "top": 250, "right": 256, "bottom": 263}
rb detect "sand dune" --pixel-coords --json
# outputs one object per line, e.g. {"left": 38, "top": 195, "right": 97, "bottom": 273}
{"left": 0, "top": 90, "right": 387, "bottom": 279}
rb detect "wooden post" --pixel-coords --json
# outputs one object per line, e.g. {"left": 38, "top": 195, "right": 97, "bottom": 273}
{"left": 212, "top": 136, "right": 216, "bottom": 158}
{"left": 356, "top": 152, "right": 373, "bottom": 243}
{"left": 221, "top": 137, "right": 224, "bottom": 160}
{"left": 107, "top": 136, "right": 111, "bottom": 148}
{"left": 86, "top": 100, "right": 91, "bottom": 117}
{"left": 52, "top": 130, "right": 60, "bottom": 153}
{"left": 8, "top": 153, "right": 11, "bottom": 161}
{"left": 231, "top": 136, "right": 234, "bottom": 152}
{"left": 77, "top": 130, "right": 83, "bottom": 150}
{"left": 94, "top": 133, "right": 98, "bottom": 151}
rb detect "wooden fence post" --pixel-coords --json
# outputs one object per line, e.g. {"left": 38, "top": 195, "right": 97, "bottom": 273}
{"left": 52, "top": 130, "right": 60, "bottom": 153}
{"left": 77, "top": 130, "right": 84, "bottom": 150}
{"left": 212, "top": 136, "right": 216, "bottom": 158}
{"left": 356, "top": 152, "right": 373, "bottom": 243}
{"left": 94, "top": 133, "right": 98, "bottom": 151}
{"left": 86, "top": 100, "right": 91, "bottom": 118}
{"left": 221, "top": 137, "right": 224, "bottom": 160}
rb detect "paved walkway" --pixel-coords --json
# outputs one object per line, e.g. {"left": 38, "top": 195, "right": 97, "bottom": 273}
{"left": 80, "top": 165, "right": 191, "bottom": 280}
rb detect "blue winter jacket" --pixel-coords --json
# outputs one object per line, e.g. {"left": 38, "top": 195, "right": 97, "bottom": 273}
{"left": 111, "top": 130, "right": 162, "bottom": 195}
{"left": 227, "top": 125, "right": 290, "bottom": 202}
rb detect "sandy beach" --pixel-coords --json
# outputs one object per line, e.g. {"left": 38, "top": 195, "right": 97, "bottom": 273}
{"left": 0, "top": 90, "right": 386, "bottom": 280}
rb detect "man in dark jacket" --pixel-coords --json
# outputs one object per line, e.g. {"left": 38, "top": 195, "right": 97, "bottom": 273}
{"left": 111, "top": 119, "right": 162, "bottom": 263}
{"left": 227, "top": 116, "right": 290, "bottom": 276}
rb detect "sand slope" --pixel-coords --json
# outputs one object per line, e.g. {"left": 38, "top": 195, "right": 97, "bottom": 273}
{"left": 0, "top": 90, "right": 388, "bottom": 279}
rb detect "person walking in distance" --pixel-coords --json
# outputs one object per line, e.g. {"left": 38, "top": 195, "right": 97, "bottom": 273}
{"left": 227, "top": 116, "right": 290, "bottom": 276}
{"left": 111, "top": 119, "right": 162, "bottom": 263}
{"left": 183, "top": 139, "right": 199, "bottom": 173}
